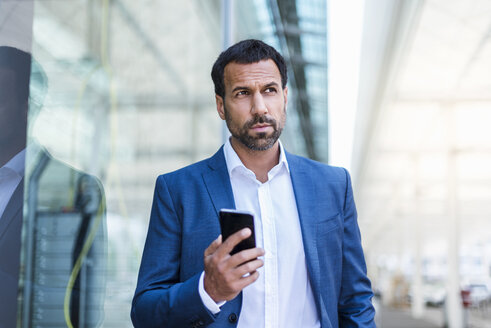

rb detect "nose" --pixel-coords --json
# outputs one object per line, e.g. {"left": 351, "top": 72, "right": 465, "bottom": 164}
{"left": 251, "top": 92, "right": 268, "bottom": 116}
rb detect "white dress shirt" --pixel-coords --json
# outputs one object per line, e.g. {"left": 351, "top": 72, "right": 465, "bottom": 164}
{"left": 0, "top": 142, "right": 43, "bottom": 220}
{"left": 199, "top": 139, "right": 320, "bottom": 328}
{"left": 0, "top": 149, "right": 25, "bottom": 219}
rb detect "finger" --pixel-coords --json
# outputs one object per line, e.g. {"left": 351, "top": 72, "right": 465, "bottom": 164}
{"left": 236, "top": 270, "right": 260, "bottom": 290}
{"left": 216, "top": 228, "right": 251, "bottom": 258}
{"left": 204, "top": 234, "right": 222, "bottom": 257}
{"left": 228, "top": 247, "right": 265, "bottom": 268}
{"left": 233, "top": 258, "right": 264, "bottom": 278}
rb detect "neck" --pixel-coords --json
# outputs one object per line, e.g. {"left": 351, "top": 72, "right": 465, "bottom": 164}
{"left": 230, "top": 137, "right": 280, "bottom": 183}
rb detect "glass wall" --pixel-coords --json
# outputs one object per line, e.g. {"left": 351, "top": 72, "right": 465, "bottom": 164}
{"left": 235, "top": 0, "right": 329, "bottom": 162}
{"left": 16, "top": 1, "right": 223, "bottom": 327}
{"left": 0, "top": 0, "right": 328, "bottom": 326}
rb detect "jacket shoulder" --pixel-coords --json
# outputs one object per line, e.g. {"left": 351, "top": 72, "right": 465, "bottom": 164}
{"left": 286, "top": 152, "right": 349, "bottom": 182}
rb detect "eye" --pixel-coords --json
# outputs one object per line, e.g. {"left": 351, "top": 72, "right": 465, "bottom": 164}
{"left": 236, "top": 90, "right": 249, "bottom": 96}
{"left": 264, "top": 87, "right": 277, "bottom": 93}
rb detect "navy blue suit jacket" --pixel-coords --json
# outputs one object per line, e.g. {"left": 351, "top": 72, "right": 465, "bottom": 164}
{"left": 131, "top": 147, "right": 375, "bottom": 328}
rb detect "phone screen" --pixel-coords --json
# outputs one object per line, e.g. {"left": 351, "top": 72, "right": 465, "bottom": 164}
{"left": 219, "top": 209, "right": 256, "bottom": 255}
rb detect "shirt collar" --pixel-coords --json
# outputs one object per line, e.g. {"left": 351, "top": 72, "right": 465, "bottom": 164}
{"left": 223, "top": 138, "right": 290, "bottom": 180}
{"left": 2, "top": 149, "right": 26, "bottom": 177}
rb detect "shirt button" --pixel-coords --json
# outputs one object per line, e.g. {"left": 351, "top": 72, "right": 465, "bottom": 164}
{"left": 228, "top": 313, "right": 238, "bottom": 323}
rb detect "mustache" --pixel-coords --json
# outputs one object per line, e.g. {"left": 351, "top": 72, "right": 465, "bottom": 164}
{"left": 244, "top": 115, "right": 277, "bottom": 129}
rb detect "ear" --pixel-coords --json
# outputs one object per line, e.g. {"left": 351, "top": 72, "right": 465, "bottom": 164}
{"left": 283, "top": 86, "right": 288, "bottom": 109}
{"left": 216, "top": 94, "right": 226, "bottom": 120}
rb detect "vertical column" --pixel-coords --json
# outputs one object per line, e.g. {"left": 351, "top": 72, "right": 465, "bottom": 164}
{"left": 187, "top": 6, "right": 198, "bottom": 161}
{"left": 221, "top": 0, "right": 234, "bottom": 49}
{"left": 445, "top": 104, "right": 463, "bottom": 328}
{"left": 221, "top": 0, "right": 234, "bottom": 143}
{"left": 411, "top": 155, "right": 425, "bottom": 318}
{"left": 412, "top": 240, "right": 424, "bottom": 318}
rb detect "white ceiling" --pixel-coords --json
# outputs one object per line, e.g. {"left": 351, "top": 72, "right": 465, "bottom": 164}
{"left": 354, "top": 0, "right": 491, "bottom": 257}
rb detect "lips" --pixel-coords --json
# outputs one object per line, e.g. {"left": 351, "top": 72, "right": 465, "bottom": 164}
{"left": 250, "top": 124, "right": 272, "bottom": 132}
{"left": 251, "top": 124, "right": 271, "bottom": 129}
{"left": 245, "top": 115, "right": 277, "bottom": 133}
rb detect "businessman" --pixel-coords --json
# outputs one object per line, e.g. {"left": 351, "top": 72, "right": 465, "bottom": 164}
{"left": 132, "top": 39, "right": 375, "bottom": 328}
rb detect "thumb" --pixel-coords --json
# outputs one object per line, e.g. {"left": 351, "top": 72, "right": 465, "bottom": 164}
{"left": 204, "top": 234, "right": 222, "bottom": 257}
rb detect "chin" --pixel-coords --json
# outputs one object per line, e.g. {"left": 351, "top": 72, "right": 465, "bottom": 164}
{"left": 250, "top": 139, "right": 277, "bottom": 151}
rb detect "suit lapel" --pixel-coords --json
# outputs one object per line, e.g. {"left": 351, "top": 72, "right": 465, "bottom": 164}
{"left": 0, "top": 179, "right": 24, "bottom": 240}
{"left": 202, "top": 147, "right": 236, "bottom": 217}
{"left": 201, "top": 147, "right": 243, "bottom": 310}
{"left": 286, "top": 153, "right": 324, "bottom": 309}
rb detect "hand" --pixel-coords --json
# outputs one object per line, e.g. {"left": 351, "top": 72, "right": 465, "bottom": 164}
{"left": 203, "top": 228, "right": 265, "bottom": 303}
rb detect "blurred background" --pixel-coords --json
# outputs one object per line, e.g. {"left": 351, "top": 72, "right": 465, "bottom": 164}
{"left": 1, "top": 0, "right": 490, "bottom": 327}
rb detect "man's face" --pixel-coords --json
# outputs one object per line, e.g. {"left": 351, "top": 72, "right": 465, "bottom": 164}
{"left": 216, "top": 59, "right": 288, "bottom": 151}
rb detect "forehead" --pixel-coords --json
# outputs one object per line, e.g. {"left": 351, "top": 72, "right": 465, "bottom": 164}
{"left": 223, "top": 59, "right": 281, "bottom": 89}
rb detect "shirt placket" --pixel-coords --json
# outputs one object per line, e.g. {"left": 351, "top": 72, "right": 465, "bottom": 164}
{"left": 258, "top": 181, "right": 278, "bottom": 328}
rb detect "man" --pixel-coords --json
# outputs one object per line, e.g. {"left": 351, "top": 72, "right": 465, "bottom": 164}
{"left": 0, "top": 45, "right": 30, "bottom": 328}
{"left": 132, "top": 39, "right": 375, "bottom": 327}
{"left": 0, "top": 46, "right": 106, "bottom": 328}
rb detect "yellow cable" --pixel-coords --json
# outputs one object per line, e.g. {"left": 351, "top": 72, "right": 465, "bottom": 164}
{"left": 63, "top": 203, "right": 105, "bottom": 328}
{"left": 63, "top": 1, "right": 110, "bottom": 327}
{"left": 63, "top": 0, "right": 140, "bottom": 325}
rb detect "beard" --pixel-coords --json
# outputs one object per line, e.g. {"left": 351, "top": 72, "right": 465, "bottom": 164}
{"left": 224, "top": 104, "right": 286, "bottom": 151}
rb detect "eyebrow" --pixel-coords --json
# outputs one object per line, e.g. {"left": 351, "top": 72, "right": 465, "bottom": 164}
{"left": 231, "top": 86, "right": 249, "bottom": 93}
{"left": 231, "top": 81, "right": 280, "bottom": 94}
{"left": 263, "top": 82, "right": 280, "bottom": 89}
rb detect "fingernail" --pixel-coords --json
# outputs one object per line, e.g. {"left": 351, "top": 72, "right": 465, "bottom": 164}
{"left": 242, "top": 228, "right": 250, "bottom": 236}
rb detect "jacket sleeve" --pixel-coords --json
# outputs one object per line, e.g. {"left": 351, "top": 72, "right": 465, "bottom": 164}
{"left": 131, "top": 175, "right": 216, "bottom": 328}
{"left": 337, "top": 168, "right": 376, "bottom": 327}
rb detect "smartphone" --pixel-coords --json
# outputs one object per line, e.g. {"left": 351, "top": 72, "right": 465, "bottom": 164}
{"left": 219, "top": 209, "right": 256, "bottom": 255}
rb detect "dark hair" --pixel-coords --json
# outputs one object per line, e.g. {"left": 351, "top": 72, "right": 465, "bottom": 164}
{"left": 0, "top": 46, "right": 48, "bottom": 118}
{"left": 211, "top": 39, "right": 288, "bottom": 98}
{"left": 0, "top": 46, "right": 32, "bottom": 103}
